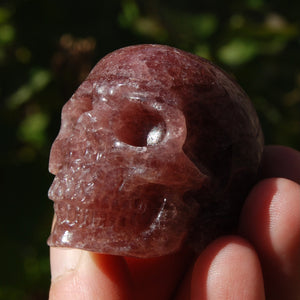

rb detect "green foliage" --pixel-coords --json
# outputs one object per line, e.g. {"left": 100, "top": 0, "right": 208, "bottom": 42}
{"left": 7, "top": 69, "right": 52, "bottom": 109}
{"left": 1, "top": 0, "right": 299, "bottom": 298}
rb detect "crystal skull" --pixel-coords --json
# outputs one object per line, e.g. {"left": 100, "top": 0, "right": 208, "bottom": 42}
{"left": 47, "top": 44, "right": 264, "bottom": 257}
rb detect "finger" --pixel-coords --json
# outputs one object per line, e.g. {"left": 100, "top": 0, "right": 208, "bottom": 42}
{"left": 49, "top": 247, "right": 133, "bottom": 300}
{"left": 189, "top": 236, "right": 265, "bottom": 300}
{"left": 239, "top": 178, "right": 300, "bottom": 300}
{"left": 125, "top": 247, "right": 195, "bottom": 300}
{"left": 260, "top": 145, "right": 300, "bottom": 184}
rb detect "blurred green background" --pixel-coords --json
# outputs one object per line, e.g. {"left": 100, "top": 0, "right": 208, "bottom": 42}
{"left": 0, "top": 0, "right": 299, "bottom": 298}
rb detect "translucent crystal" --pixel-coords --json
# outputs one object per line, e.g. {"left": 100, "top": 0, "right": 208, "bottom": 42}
{"left": 47, "top": 44, "right": 264, "bottom": 257}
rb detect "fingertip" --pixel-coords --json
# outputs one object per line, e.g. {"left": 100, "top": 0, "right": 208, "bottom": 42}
{"left": 238, "top": 178, "right": 276, "bottom": 245}
{"left": 239, "top": 177, "right": 300, "bottom": 299}
{"left": 239, "top": 177, "right": 300, "bottom": 256}
{"left": 191, "top": 236, "right": 265, "bottom": 300}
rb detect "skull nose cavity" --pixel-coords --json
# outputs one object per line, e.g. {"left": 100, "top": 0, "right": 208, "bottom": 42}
{"left": 114, "top": 102, "right": 166, "bottom": 147}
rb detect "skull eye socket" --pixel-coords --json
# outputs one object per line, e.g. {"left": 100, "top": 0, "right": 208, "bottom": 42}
{"left": 114, "top": 103, "right": 166, "bottom": 147}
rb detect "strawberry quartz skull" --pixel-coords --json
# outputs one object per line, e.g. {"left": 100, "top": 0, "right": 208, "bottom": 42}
{"left": 47, "top": 44, "right": 264, "bottom": 257}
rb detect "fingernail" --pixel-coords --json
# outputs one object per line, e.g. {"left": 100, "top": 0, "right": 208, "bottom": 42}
{"left": 50, "top": 247, "right": 82, "bottom": 281}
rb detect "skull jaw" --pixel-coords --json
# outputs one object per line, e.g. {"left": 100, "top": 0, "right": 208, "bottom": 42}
{"left": 47, "top": 194, "right": 198, "bottom": 258}
{"left": 48, "top": 217, "right": 189, "bottom": 258}
{"left": 48, "top": 224, "right": 187, "bottom": 258}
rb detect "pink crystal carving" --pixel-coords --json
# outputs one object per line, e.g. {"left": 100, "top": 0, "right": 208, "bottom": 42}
{"left": 47, "top": 44, "right": 264, "bottom": 257}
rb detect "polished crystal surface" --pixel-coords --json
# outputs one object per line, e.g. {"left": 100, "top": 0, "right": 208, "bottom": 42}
{"left": 47, "top": 44, "right": 264, "bottom": 257}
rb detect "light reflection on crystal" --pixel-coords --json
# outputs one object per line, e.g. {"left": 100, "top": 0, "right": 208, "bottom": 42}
{"left": 147, "top": 126, "right": 164, "bottom": 145}
{"left": 61, "top": 230, "right": 73, "bottom": 244}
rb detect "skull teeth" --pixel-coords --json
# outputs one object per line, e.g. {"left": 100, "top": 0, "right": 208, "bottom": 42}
{"left": 94, "top": 195, "right": 148, "bottom": 214}
{"left": 54, "top": 202, "right": 151, "bottom": 230}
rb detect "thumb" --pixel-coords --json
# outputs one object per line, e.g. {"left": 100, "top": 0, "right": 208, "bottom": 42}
{"left": 49, "top": 247, "right": 133, "bottom": 300}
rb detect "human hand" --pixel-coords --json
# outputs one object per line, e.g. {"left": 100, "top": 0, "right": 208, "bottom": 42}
{"left": 49, "top": 145, "right": 300, "bottom": 300}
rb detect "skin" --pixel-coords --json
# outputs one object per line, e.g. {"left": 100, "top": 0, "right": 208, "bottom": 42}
{"left": 49, "top": 145, "right": 300, "bottom": 300}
